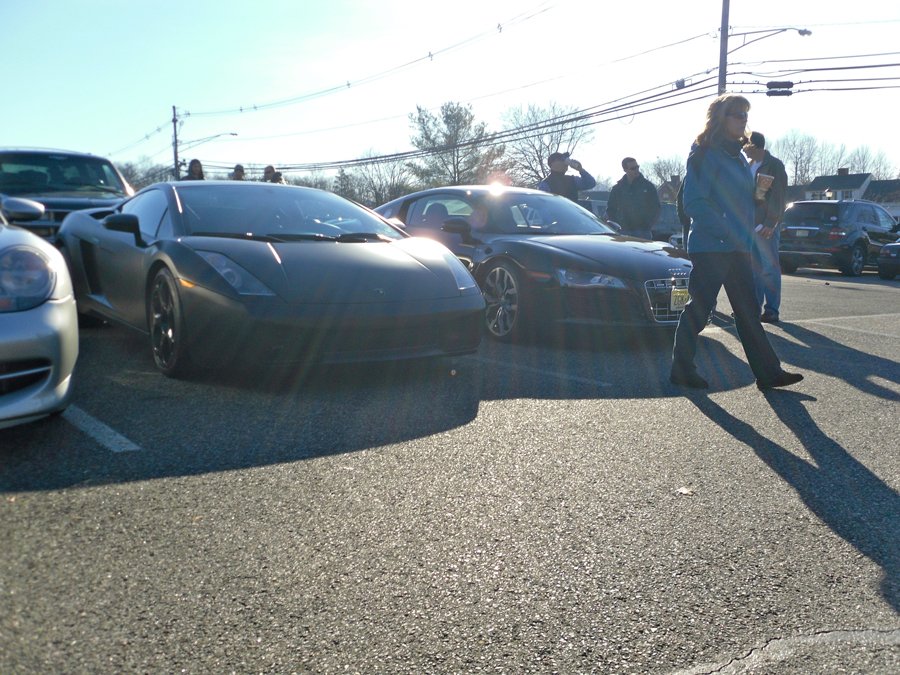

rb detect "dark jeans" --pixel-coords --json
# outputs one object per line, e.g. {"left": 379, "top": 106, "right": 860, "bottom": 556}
{"left": 672, "top": 251, "right": 782, "bottom": 381}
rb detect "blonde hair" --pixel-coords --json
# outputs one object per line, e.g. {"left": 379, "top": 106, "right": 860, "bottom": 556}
{"left": 695, "top": 94, "right": 750, "bottom": 149}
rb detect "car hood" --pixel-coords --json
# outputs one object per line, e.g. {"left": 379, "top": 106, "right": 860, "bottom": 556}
{"left": 520, "top": 234, "right": 691, "bottom": 277}
{"left": 182, "top": 236, "right": 465, "bottom": 304}
{"left": 23, "top": 194, "right": 125, "bottom": 210}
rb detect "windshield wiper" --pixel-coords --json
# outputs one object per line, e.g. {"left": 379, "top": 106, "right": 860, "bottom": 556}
{"left": 335, "top": 232, "right": 393, "bottom": 243}
{"left": 196, "top": 232, "right": 286, "bottom": 243}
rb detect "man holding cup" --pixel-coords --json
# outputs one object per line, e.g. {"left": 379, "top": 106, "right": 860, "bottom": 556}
{"left": 745, "top": 131, "right": 788, "bottom": 323}
{"left": 537, "top": 151, "right": 596, "bottom": 203}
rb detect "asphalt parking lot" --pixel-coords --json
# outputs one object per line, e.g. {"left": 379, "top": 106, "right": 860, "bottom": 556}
{"left": 2, "top": 269, "right": 899, "bottom": 673}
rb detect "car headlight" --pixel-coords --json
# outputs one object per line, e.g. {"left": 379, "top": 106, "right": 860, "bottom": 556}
{"left": 556, "top": 268, "right": 627, "bottom": 289}
{"left": 196, "top": 251, "right": 274, "bottom": 296}
{"left": 0, "top": 246, "right": 56, "bottom": 312}
{"left": 443, "top": 250, "right": 477, "bottom": 291}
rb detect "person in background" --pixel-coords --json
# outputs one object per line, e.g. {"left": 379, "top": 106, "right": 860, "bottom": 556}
{"left": 262, "top": 165, "right": 276, "bottom": 182}
{"left": 605, "top": 157, "right": 660, "bottom": 240}
{"left": 744, "top": 131, "right": 788, "bottom": 323}
{"left": 181, "top": 159, "right": 204, "bottom": 180}
{"left": 231, "top": 164, "right": 245, "bottom": 180}
{"left": 537, "top": 152, "right": 596, "bottom": 202}
{"left": 670, "top": 94, "right": 803, "bottom": 391}
{"left": 270, "top": 171, "right": 286, "bottom": 185}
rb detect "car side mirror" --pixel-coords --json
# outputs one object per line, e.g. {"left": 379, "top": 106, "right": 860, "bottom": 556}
{"left": 103, "top": 213, "right": 145, "bottom": 247}
{"left": 386, "top": 217, "right": 406, "bottom": 229}
{"left": 1, "top": 196, "right": 45, "bottom": 223}
{"left": 441, "top": 218, "right": 472, "bottom": 234}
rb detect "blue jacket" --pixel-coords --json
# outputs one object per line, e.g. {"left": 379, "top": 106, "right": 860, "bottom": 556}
{"left": 537, "top": 169, "right": 596, "bottom": 199}
{"left": 683, "top": 139, "right": 755, "bottom": 254}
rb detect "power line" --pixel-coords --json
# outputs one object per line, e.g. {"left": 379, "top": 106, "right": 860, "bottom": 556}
{"left": 182, "top": 1, "right": 556, "bottom": 118}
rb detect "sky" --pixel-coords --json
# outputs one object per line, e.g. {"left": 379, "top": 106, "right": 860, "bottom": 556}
{"left": 4, "top": 0, "right": 899, "bottom": 187}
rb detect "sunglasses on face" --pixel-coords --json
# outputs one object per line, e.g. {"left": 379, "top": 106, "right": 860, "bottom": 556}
{"left": 727, "top": 111, "right": 749, "bottom": 120}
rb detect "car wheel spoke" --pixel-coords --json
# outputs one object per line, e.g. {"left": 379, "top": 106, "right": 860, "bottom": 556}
{"left": 484, "top": 266, "right": 519, "bottom": 337}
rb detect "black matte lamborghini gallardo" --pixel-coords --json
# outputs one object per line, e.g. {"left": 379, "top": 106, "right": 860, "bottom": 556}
{"left": 57, "top": 181, "right": 484, "bottom": 377}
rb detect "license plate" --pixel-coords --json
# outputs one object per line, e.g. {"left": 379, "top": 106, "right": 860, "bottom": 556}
{"left": 795, "top": 229, "right": 810, "bottom": 237}
{"left": 670, "top": 287, "right": 689, "bottom": 311}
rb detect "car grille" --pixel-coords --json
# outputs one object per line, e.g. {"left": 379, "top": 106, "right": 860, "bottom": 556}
{"left": 0, "top": 359, "right": 52, "bottom": 396}
{"left": 644, "top": 276, "right": 689, "bottom": 324}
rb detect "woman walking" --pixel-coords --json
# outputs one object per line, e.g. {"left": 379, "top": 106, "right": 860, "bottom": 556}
{"left": 670, "top": 94, "right": 803, "bottom": 390}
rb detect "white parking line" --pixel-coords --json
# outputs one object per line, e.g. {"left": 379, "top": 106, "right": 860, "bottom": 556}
{"left": 469, "top": 355, "right": 613, "bottom": 387}
{"left": 62, "top": 406, "right": 141, "bottom": 453}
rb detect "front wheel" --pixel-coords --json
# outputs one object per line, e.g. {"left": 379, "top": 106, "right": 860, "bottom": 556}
{"left": 482, "top": 262, "right": 528, "bottom": 341}
{"left": 841, "top": 243, "right": 866, "bottom": 276}
{"left": 147, "top": 268, "right": 194, "bottom": 377}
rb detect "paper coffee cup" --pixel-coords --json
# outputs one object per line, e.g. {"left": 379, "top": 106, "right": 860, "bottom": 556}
{"left": 755, "top": 173, "right": 774, "bottom": 200}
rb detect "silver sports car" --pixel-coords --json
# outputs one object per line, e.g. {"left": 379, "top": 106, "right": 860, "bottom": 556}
{"left": 0, "top": 197, "right": 78, "bottom": 429}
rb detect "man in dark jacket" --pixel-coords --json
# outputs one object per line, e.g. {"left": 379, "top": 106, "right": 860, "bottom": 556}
{"left": 745, "top": 131, "right": 788, "bottom": 323}
{"left": 605, "top": 157, "right": 660, "bottom": 239}
{"left": 537, "top": 152, "right": 596, "bottom": 202}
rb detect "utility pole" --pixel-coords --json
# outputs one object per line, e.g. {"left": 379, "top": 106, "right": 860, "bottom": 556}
{"left": 172, "top": 106, "right": 180, "bottom": 180}
{"left": 718, "top": 0, "right": 730, "bottom": 94}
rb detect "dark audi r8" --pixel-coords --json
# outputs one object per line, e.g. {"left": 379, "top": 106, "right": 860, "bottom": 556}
{"left": 375, "top": 186, "right": 692, "bottom": 341}
{"left": 57, "top": 181, "right": 484, "bottom": 377}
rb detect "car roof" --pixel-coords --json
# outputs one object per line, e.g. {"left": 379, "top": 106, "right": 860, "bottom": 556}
{"left": 0, "top": 147, "right": 110, "bottom": 159}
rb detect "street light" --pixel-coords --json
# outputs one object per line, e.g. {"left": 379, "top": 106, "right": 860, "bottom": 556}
{"left": 717, "top": 1, "right": 811, "bottom": 94}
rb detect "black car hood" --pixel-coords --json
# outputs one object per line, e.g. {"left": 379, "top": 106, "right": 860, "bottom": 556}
{"left": 181, "top": 236, "right": 463, "bottom": 304}
{"left": 520, "top": 234, "right": 691, "bottom": 277}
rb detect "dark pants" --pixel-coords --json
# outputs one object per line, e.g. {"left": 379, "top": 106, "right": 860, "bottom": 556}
{"left": 672, "top": 251, "right": 782, "bottom": 381}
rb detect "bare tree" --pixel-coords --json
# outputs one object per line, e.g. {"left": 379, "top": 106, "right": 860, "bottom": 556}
{"left": 353, "top": 152, "right": 414, "bottom": 207}
{"left": 644, "top": 156, "right": 685, "bottom": 187}
{"left": 118, "top": 157, "right": 171, "bottom": 189}
{"left": 408, "top": 102, "right": 506, "bottom": 186}
{"left": 500, "top": 103, "right": 595, "bottom": 187}
{"left": 290, "top": 172, "right": 331, "bottom": 190}
{"left": 771, "top": 131, "right": 818, "bottom": 185}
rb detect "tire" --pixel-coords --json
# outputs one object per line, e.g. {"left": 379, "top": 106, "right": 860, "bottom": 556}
{"left": 482, "top": 261, "right": 528, "bottom": 342}
{"left": 878, "top": 268, "right": 896, "bottom": 281}
{"left": 147, "top": 268, "right": 194, "bottom": 378}
{"left": 840, "top": 243, "right": 866, "bottom": 276}
{"left": 780, "top": 260, "right": 798, "bottom": 274}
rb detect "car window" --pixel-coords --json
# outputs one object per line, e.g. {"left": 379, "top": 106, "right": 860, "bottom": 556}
{"left": 0, "top": 151, "right": 129, "bottom": 197}
{"left": 782, "top": 202, "right": 840, "bottom": 225}
{"left": 874, "top": 207, "right": 895, "bottom": 231}
{"left": 493, "top": 193, "right": 613, "bottom": 235}
{"left": 122, "top": 190, "right": 169, "bottom": 239}
{"left": 176, "top": 184, "right": 403, "bottom": 240}
{"left": 857, "top": 205, "right": 878, "bottom": 226}
{"left": 406, "top": 197, "right": 472, "bottom": 231}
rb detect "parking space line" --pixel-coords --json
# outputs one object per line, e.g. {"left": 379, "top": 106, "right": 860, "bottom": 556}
{"left": 62, "top": 406, "right": 141, "bottom": 453}
{"left": 468, "top": 355, "right": 613, "bottom": 387}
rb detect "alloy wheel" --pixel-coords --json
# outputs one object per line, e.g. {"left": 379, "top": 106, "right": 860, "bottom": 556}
{"left": 483, "top": 264, "right": 520, "bottom": 339}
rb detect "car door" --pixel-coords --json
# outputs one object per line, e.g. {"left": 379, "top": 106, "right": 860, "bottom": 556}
{"left": 856, "top": 204, "right": 885, "bottom": 263}
{"left": 872, "top": 205, "right": 898, "bottom": 251}
{"left": 94, "top": 189, "right": 169, "bottom": 328}
{"left": 402, "top": 194, "right": 480, "bottom": 269}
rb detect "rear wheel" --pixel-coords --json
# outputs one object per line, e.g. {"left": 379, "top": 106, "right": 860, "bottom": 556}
{"left": 840, "top": 243, "right": 866, "bottom": 276}
{"left": 482, "top": 262, "right": 528, "bottom": 341}
{"left": 147, "top": 268, "right": 194, "bottom": 378}
{"left": 780, "top": 259, "right": 798, "bottom": 274}
{"left": 878, "top": 267, "right": 897, "bottom": 280}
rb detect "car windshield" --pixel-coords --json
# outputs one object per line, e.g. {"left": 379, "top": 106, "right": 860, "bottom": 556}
{"left": 0, "top": 152, "right": 130, "bottom": 197}
{"left": 782, "top": 202, "right": 841, "bottom": 225}
{"left": 176, "top": 183, "right": 404, "bottom": 241}
{"left": 483, "top": 193, "right": 615, "bottom": 235}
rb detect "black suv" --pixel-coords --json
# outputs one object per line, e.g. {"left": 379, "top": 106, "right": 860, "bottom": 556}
{"left": 0, "top": 148, "right": 133, "bottom": 242}
{"left": 779, "top": 199, "right": 899, "bottom": 276}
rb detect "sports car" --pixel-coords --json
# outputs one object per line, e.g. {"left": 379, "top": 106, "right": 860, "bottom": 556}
{"left": 375, "top": 185, "right": 692, "bottom": 341}
{"left": 1, "top": 196, "right": 78, "bottom": 429}
{"left": 57, "top": 181, "right": 484, "bottom": 377}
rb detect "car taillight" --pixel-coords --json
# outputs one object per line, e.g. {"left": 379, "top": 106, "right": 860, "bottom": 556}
{"left": 827, "top": 227, "right": 847, "bottom": 240}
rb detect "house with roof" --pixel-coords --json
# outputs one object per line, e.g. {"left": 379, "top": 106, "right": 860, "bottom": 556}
{"left": 801, "top": 168, "right": 900, "bottom": 218}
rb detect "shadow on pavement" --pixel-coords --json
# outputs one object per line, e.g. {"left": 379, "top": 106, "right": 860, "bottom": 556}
{"left": 689, "top": 391, "right": 900, "bottom": 613}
